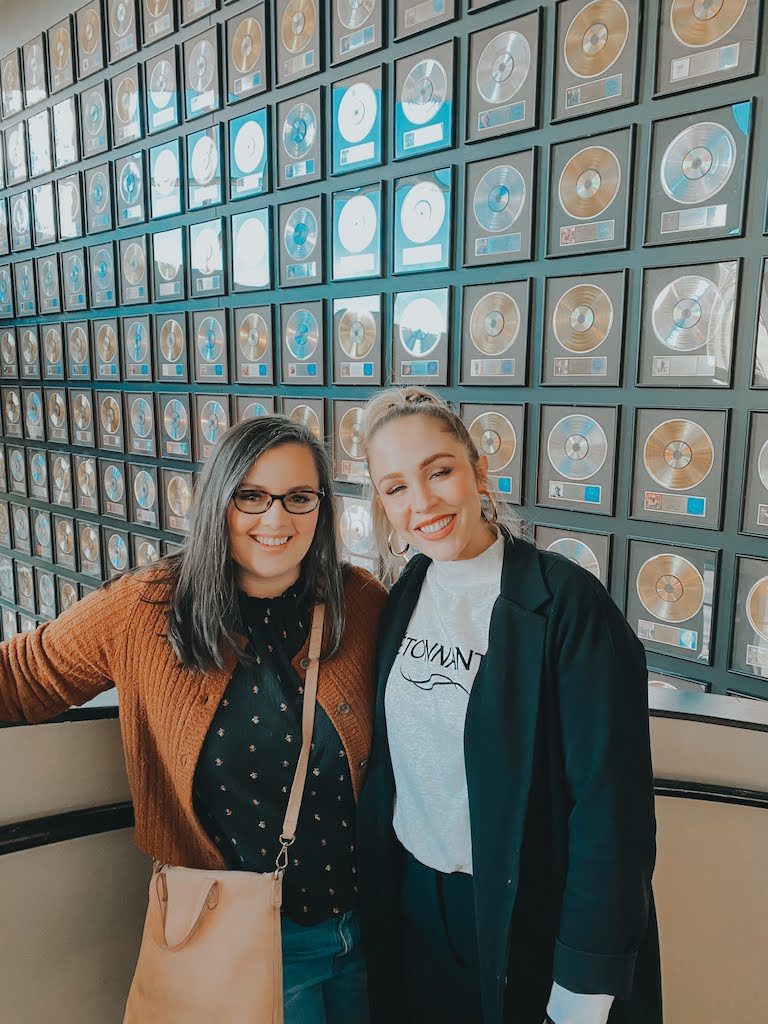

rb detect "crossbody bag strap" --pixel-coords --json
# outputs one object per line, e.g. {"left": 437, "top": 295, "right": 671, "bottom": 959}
{"left": 274, "top": 601, "right": 325, "bottom": 877}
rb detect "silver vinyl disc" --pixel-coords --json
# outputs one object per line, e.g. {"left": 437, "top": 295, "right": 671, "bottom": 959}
{"left": 199, "top": 400, "right": 226, "bottom": 443}
{"left": 0, "top": 332, "right": 15, "bottom": 366}
{"left": 17, "top": 265, "right": 33, "bottom": 302}
{"left": 26, "top": 392, "right": 42, "bottom": 428}
{"left": 187, "top": 40, "right": 215, "bottom": 93}
{"left": 100, "top": 396, "right": 120, "bottom": 434}
{"left": 77, "top": 459, "right": 96, "bottom": 497}
{"left": 757, "top": 439, "right": 768, "bottom": 492}
{"left": 284, "top": 207, "right": 318, "bottom": 261}
{"left": 12, "top": 196, "right": 30, "bottom": 234}
{"left": 21, "top": 329, "right": 38, "bottom": 366}
{"left": 547, "top": 414, "right": 608, "bottom": 481}
{"left": 234, "top": 215, "right": 270, "bottom": 288}
{"left": 636, "top": 553, "right": 704, "bottom": 624}
{"left": 93, "top": 249, "right": 114, "bottom": 290}
{"left": 130, "top": 397, "right": 152, "bottom": 437}
{"left": 52, "top": 456, "right": 70, "bottom": 498}
{"left": 398, "top": 296, "right": 444, "bottom": 357}
{"left": 59, "top": 581, "right": 77, "bottom": 610}
{"left": 84, "top": 89, "right": 106, "bottom": 137}
{"left": 123, "top": 242, "right": 145, "bottom": 286}
{"left": 41, "top": 260, "right": 58, "bottom": 298}
{"left": 286, "top": 309, "right": 319, "bottom": 360}
{"left": 9, "top": 450, "right": 24, "bottom": 483}
{"left": 473, "top": 165, "right": 526, "bottom": 232}
{"left": 338, "top": 306, "right": 376, "bottom": 359}
{"left": 52, "top": 26, "right": 72, "bottom": 72}
{"left": 282, "top": 102, "right": 316, "bottom": 159}
{"left": 68, "top": 326, "right": 88, "bottom": 364}
{"left": 660, "top": 122, "right": 736, "bottom": 205}
{"left": 197, "top": 315, "right": 224, "bottom": 362}
{"left": 289, "top": 404, "right": 320, "bottom": 438}
{"left": 337, "top": 82, "right": 377, "bottom": 144}
{"left": 89, "top": 170, "right": 109, "bottom": 213}
{"left": 469, "top": 292, "right": 520, "bottom": 355}
{"left": 104, "top": 464, "right": 124, "bottom": 502}
{"left": 746, "top": 576, "right": 768, "bottom": 643}
{"left": 73, "top": 393, "right": 92, "bottom": 430}
{"left": 25, "top": 43, "right": 44, "bottom": 87}
{"left": 96, "top": 323, "right": 117, "bottom": 363}
{"left": 126, "top": 320, "right": 149, "bottom": 362}
{"left": 163, "top": 398, "right": 188, "bottom": 440}
{"left": 145, "top": 0, "right": 170, "bottom": 16}
{"left": 241, "top": 401, "right": 270, "bottom": 420}
{"left": 652, "top": 275, "right": 724, "bottom": 352}
{"left": 159, "top": 318, "right": 184, "bottom": 361}
{"left": 38, "top": 573, "right": 55, "bottom": 609}
{"left": 547, "top": 536, "right": 601, "bottom": 578}
{"left": 167, "top": 475, "right": 192, "bottom": 516}
{"left": 108, "top": 534, "right": 129, "bottom": 571}
{"left": 30, "top": 451, "right": 46, "bottom": 485}
{"left": 338, "top": 407, "right": 365, "bottom": 459}
{"left": 401, "top": 59, "right": 447, "bottom": 126}
{"left": 56, "top": 518, "right": 74, "bottom": 554}
{"left": 337, "top": 0, "right": 375, "bottom": 30}
{"left": 238, "top": 312, "right": 268, "bottom": 361}
{"left": 35, "top": 514, "right": 51, "bottom": 549}
{"left": 12, "top": 508, "right": 29, "bottom": 541}
{"left": 110, "top": 0, "right": 133, "bottom": 38}
{"left": 234, "top": 119, "right": 265, "bottom": 173}
{"left": 340, "top": 501, "right": 374, "bottom": 555}
{"left": 152, "top": 146, "right": 179, "bottom": 195}
{"left": 135, "top": 539, "right": 159, "bottom": 565}
{"left": 469, "top": 411, "right": 516, "bottom": 472}
{"left": 79, "top": 10, "right": 101, "bottom": 55}
{"left": 133, "top": 469, "right": 156, "bottom": 509}
{"left": 7, "top": 126, "right": 25, "bottom": 174}
{"left": 115, "top": 76, "right": 139, "bottom": 125}
{"left": 476, "top": 31, "right": 531, "bottom": 104}
{"left": 17, "top": 568, "right": 33, "bottom": 599}
{"left": 119, "top": 159, "right": 142, "bottom": 205}
{"left": 47, "top": 392, "right": 64, "bottom": 428}
{"left": 191, "top": 133, "right": 218, "bottom": 186}
{"left": 400, "top": 180, "right": 445, "bottom": 244}
{"left": 338, "top": 194, "right": 378, "bottom": 253}
{"left": 66, "top": 253, "right": 85, "bottom": 291}
{"left": 149, "top": 59, "right": 174, "bottom": 109}
{"left": 192, "top": 227, "right": 221, "bottom": 274}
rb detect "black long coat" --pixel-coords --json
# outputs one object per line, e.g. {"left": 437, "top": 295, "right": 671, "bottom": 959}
{"left": 357, "top": 536, "right": 662, "bottom": 1024}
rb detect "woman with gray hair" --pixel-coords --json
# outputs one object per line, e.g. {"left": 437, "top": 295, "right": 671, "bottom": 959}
{"left": 0, "top": 414, "right": 387, "bottom": 1024}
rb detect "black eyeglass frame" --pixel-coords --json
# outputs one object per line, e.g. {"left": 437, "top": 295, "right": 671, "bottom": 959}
{"left": 231, "top": 489, "right": 325, "bottom": 515}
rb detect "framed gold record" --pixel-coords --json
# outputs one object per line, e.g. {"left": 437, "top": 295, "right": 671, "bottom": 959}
{"left": 48, "top": 17, "right": 75, "bottom": 93}
{"left": 76, "top": 0, "right": 106, "bottom": 79}
{"left": 332, "top": 399, "right": 368, "bottom": 482}
{"left": 227, "top": 4, "right": 268, "bottom": 101}
{"left": 542, "top": 270, "right": 626, "bottom": 385}
{"left": 730, "top": 555, "right": 768, "bottom": 677}
{"left": 23, "top": 34, "right": 48, "bottom": 107}
{"left": 143, "top": 0, "right": 176, "bottom": 45}
{"left": 282, "top": 396, "right": 324, "bottom": 440}
{"left": 332, "top": 294, "right": 382, "bottom": 384}
{"left": 161, "top": 467, "right": 194, "bottom": 532}
{"left": 276, "top": 0, "right": 320, "bottom": 86}
{"left": 0, "top": 50, "right": 23, "bottom": 118}
{"left": 233, "top": 305, "right": 274, "bottom": 384}
{"left": 460, "top": 280, "right": 530, "bottom": 386}
{"left": 461, "top": 403, "right": 525, "bottom": 503}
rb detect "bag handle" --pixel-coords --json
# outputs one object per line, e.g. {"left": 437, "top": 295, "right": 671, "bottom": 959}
{"left": 274, "top": 602, "right": 325, "bottom": 876}
{"left": 149, "top": 873, "right": 220, "bottom": 953}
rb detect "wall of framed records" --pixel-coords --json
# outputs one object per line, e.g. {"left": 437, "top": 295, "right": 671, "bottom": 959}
{"left": 0, "top": 0, "right": 768, "bottom": 698}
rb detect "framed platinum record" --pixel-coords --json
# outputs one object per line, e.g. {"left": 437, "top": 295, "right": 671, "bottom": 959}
{"left": 194, "top": 393, "right": 230, "bottom": 462}
{"left": 108, "top": 0, "right": 138, "bottom": 63}
{"left": 730, "top": 555, "right": 768, "bottom": 679}
{"left": 740, "top": 412, "right": 768, "bottom": 539}
{"left": 394, "top": 170, "right": 451, "bottom": 275}
{"left": 75, "top": 454, "right": 99, "bottom": 513}
{"left": 130, "top": 464, "right": 160, "bottom": 530}
{"left": 467, "top": 10, "right": 540, "bottom": 142}
{"left": 81, "top": 81, "right": 111, "bottom": 158}
{"left": 125, "top": 392, "right": 157, "bottom": 458}
{"left": 188, "top": 124, "right": 224, "bottom": 211}
{"left": 395, "top": 41, "right": 455, "bottom": 160}
{"left": 50, "top": 453, "right": 73, "bottom": 507}
{"left": 553, "top": 0, "right": 640, "bottom": 122}
{"left": 547, "top": 125, "right": 633, "bottom": 256}
{"left": 238, "top": 393, "right": 277, "bottom": 423}
{"left": 116, "top": 151, "right": 146, "bottom": 225}
{"left": 88, "top": 242, "right": 117, "bottom": 309}
{"left": 42, "top": 325, "right": 64, "bottom": 380}
{"left": 332, "top": 400, "right": 369, "bottom": 484}
{"left": 645, "top": 101, "right": 752, "bottom": 247}
{"left": 142, "top": 0, "right": 175, "bottom": 46}
{"left": 279, "top": 196, "right": 323, "bottom": 288}
{"left": 162, "top": 467, "right": 194, "bottom": 535}
{"left": 122, "top": 314, "right": 152, "bottom": 379}
{"left": 460, "top": 280, "right": 530, "bottom": 387}
{"left": 104, "top": 526, "right": 130, "bottom": 577}
{"left": 154, "top": 312, "right": 189, "bottom": 383}
{"left": 331, "top": 0, "right": 383, "bottom": 65}
{"left": 541, "top": 271, "right": 626, "bottom": 386}
{"left": 280, "top": 300, "right": 324, "bottom": 385}
{"left": 24, "top": 34, "right": 49, "bottom": 107}
{"left": 63, "top": 248, "right": 88, "bottom": 312}
{"left": 36, "top": 568, "right": 57, "bottom": 619}
{"left": 150, "top": 139, "right": 183, "bottom": 220}
{"left": 638, "top": 260, "right": 738, "bottom": 387}
{"left": 184, "top": 27, "right": 222, "bottom": 121}
{"left": 535, "top": 525, "right": 610, "bottom": 585}
{"left": 460, "top": 403, "right": 525, "bottom": 505}
{"left": 234, "top": 305, "right": 274, "bottom": 384}
{"left": 231, "top": 208, "right": 272, "bottom": 292}
{"left": 193, "top": 309, "right": 229, "bottom": 382}
{"left": 278, "top": 88, "right": 323, "bottom": 188}
{"left": 391, "top": 286, "right": 449, "bottom": 386}
{"left": 333, "top": 294, "right": 383, "bottom": 385}
{"left": 145, "top": 47, "right": 180, "bottom": 136}
{"left": 626, "top": 538, "right": 717, "bottom": 665}
{"left": 536, "top": 404, "right": 618, "bottom": 516}
{"left": 465, "top": 150, "right": 535, "bottom": 266}
{"left": 282, "top": 397, "right": 324, "bottom": 440}
{"left": 157, "top": 392, "right": 193, "bottom": 461}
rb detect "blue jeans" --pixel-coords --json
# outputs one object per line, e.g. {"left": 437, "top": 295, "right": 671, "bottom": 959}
{"left": 281, "top": 911, "right": 370, "bottom": 1024}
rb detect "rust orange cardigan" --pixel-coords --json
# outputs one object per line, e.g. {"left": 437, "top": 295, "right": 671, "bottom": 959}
{"left": 0, "top": 564, "right": 387, "bottom": 869}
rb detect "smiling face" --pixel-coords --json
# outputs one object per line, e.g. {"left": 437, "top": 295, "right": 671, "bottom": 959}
{"left": 367, "top": 414, "right": 496, "bottom": 562}
{"left": 227, "top": 442, "right": 321, "bottom": 597}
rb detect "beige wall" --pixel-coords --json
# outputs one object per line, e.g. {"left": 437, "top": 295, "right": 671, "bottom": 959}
{"left": 0, "top": 0, "right": 75, "bottom": 53}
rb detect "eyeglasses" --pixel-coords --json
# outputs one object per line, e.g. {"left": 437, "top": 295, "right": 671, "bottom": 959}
{"left": 232, "top": 489, "right": 325, "bottom": 515}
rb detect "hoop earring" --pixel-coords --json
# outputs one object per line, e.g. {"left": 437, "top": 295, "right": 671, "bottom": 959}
{"left": 387, "top": 529, "right": 410, "bottom": 556}
{"left": 481, "top": 490, "right": 499, "bottom": 525}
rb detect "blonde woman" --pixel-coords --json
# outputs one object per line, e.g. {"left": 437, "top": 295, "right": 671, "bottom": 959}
{"left": 356, "top": 387, "right": 661, "bottom": 1024}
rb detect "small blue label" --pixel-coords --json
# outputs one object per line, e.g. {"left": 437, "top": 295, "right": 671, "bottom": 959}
{"left": 686, "top": 497, "right": 706, "bottom": 516}
{"left": 584, "top": 487, "right": 601, "bottom": 504}
{"left": 497, "top": 477, "right": 512, "bottom": 494}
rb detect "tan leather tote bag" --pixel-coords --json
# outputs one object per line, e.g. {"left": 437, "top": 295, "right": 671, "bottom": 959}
{"left": 123, "top": 603, "right": 326, "bottom": 1024}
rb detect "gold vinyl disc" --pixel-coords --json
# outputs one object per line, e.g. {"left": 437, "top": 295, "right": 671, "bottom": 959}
{"left": 145, "top": 0, "right": 170, "bottom": 17}
{"left": 339, "top": 407, "right": 365, "bottom": 459}
{"left": 338, "top": 307, "right": 376, "bottom": 360}
{"left": 469, "top": 411, "right": 516, "bottom": 472}
{"left": 553, "top": 284, "right": 613, "bottom": 352}
{"left": 59, "top": 581, "right": 77, "bottom": 610}
{"left": 79, "top": 10, "right": 101, "bottom": 56}
{"left": 73, "top": 393, "right": 92, "bottom": 430}
{"left": 636, "top": 553, "right": 704, "bottom": 623}
{"left": 238, "top": 312, "right": 268, "bottom": 362}
{"left": 564, "top": 0, "right": 629, "bottom": 78}
{"left": 670, "top": 0, "right": 748, "bottom": 48}
{"left": 167, "top": 475, "right": 192, "bottom": 517}
{"left": 96, "top": 323, "right": 118, "bottom": 362}
{"left": 558, "top": 146, "right": 621, "bottom": 219}
{"left": 281, "top": 0, "right": 316, "bottom": 54}
{"left": 52, "top": 26, "right": 71, "bottom": 71}
{"left": 289, "top": 404, "right": 321, "bottom": 438}
{"left": 746, "top": 576, "right": 768, "bottom": 642}
{"left": 643, "top": 418, "right": 714, "bottom": 491}
{"left": 4, "top": 391, "right": 20, "bottom": 425}
{"left": 232, "top": 17, "right": 262, "bottom": 74}
{"left": 115, "top": 76, "right": 138, "bottom": 123}
{"left": 100, "top": 396, "right": 120, "bottom": 434}
{"left": 469, "top": 292, "right": 520, "bottom": 355}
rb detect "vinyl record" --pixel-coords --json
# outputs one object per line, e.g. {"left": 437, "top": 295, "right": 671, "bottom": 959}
{"left": 670, "top": 0, "right": 748, "bottom": 48}
{"left": 133, "top": 470, "right": 156, "bottom": 509}
{"left": 21, "top": 329, "right": 38, "bottom": 366}
{"left": 115, "top": 75, "right": 138, "bottom": 124}
{"left": 44, "top": 327, "right": 62, "bottom": 364}
{"left": 52, "top": 456, "right": 70, "bottom": 497}
{"left": 17, "top": 567, "right": 33, "bottom": 599}
{"left": 0, "top": 332, "right": 15, "bottom": 366}
{"left": 56, "top": 518, "right": 74, "bottom": 554}
{"left": 338, "top": 307, "right": 376, "bottom": 359}
{"left": 72, "top": 393, "right": 92, "bottom": 431}
{"left": 558, "top": 146, "right": 621, "bottom": 219}
{"left": 36, "top": 509, "right": 52, "bottom": 546}
{"left": 337, "top": 82, "right": 377, "bottom": 144}
{"left": 100, "top": 395, "right": 121, "bottom": 434}
{"left": 234, "top": 214, "right": 269, "bottom": 287}
{"left": 636, "top": 553, "right": 704, "bottom": 623}
{"left": 1, "top": 58, "right": 20, "bottom": 102}
{"left": 553, "top": 284, "right": 613, "bottom": 353}
{"left": 52, "top": 26, "right": 72, "bottom": 72}
{"left": 149, "top": 59, "right": 174, "bottom": 110}
{"left": 401, "top": 59, "right": 447, "bottom": 126}
{"left": 130, "top": 396, "right": 151, "bottom": 436}
{"left": 108, "top": 533, "right": 129, "bottom": 571}
{"left": 109, "top": 0, "right": 134, "bottom": 38}
{"left": 337, "top": 0, "right": 375, "bottom": 29}
{"left": 232, "top": 17, "right": 262, "bottom": 74}
{"left": 77, "top": 458, "right": 96, "bottom": 496}
{"left": 234, "top": 118, "right": 265, "bottom": 174}
{"left": 757, "top": 439, "right": 768, "bottom": 492}
{"left": 26, "top": 392, "right": 43, "bottom": 429}
{"left": 59, "top": 580, "right": 77, "bottom": 609}
{"left": 156, "top": 241, "right": 181, "bottom": 282}
{"left": 122, "top": 242, "right": 145, "bottom": 286}
{"left": 400, "top": 180, "right": 445, "bottom": 245}
{"left": 339, "top": 194, "right": 378, "bottom": 252}
{"left": 9, "top": 450, "right": 24, "bottom": 483}
{"left": 338, "top": 407, "right": 365, "bottom": 459}
{"left": 163, "top": 398, "right": 188, "bottom": 440}
{"left": 281, "top": 0, "right": 316, "bottom": 54}
{"left": 643, "top": 419, "right": 715, "bottom": 491}
{"left": 546, "top": 536, "right": 601, "bottom": 577}
{"left": 47, "top": 392, "right": 65, "bottom": 428}
{"left": 40, "top": 260, "right": 58, "bottom": 298}
{"left": 159, "top": 318, "right": 184, "bottom": 361}
{"left": 241, "top": 401, "right": 270, "bottom": 420}
{"left": 289, "top": 404, "right": 320, "bottom": 438}
{"left": 197, "top": 315, "right": 224, "bottom": 362}
{"left": 78, "top": 9, "right": 101, "bottom": 56}
{"left": 66, "top": 253, "right": 86, "bottom": 291}
{"left": 187, "top": 39, "right": 215, "bottom": 93}
{"left": 145, "top": 0, "right": 170, "bottom": 16}
{"left": 473, "top": 165, "right": 526, "bottom": 232}
{"left": 84, "top": 89, "right": 106, "bottom": 136}
{"left": 135, "top": 538, "right": 158, "bottom": 564}
{"left": 104, "top": 463, "right": 124, "bottom": 501}
{"left": 199, "top": 399, "right": 226, "bottom": 443}
{"left": 285, "top": 308, "right": 319, "bottom": 360}
{"left": 68, "top": 326, "right": 88, "bottom": 364}
{"left": 476, "top": 31, "right": 531, "bottom": 104}
{"left": 192, "top": 226, "right": 221, "bottom": 274}
{"left": 238, "top": 312, "right": 268, "bottom": 361}
{"left": 88, "top": 169, "right": 110, "bottom": 213}
{"left": 746, "top": 576, "right": 768, "bottom": 643}
{"left": 7, "top": 129, "right": 26, "bottom": 176}
{"left": 564, "top": 0, "right": 629, "bottom": 78}
{"left": 284, "top": 207, "right": 318, "bottom": 261}
{"left": 12, "top": 508, "right": 29, "bottom": 541}
{"left": 191, "top": 133, "right": 218, "bottom": 185}
{"left": 60, "top": 180, "right": 81, "bottom": 223}
{"left": 25, "top": 43, "right": 45, "bottom": 88}
{"left": 398, "top": 296, "right": 443, "bottom": 357}
{"left": 651, "top": 275, "right": 724, "bottom": 352}
{"left": 93, "top": 249, "right": 114, "bottom": 290}
{"left": 152, "top": 146, "right": 179, "bottom": 195}
{"left": 340, "top": 501, "right": 373, "bottom": 555}
{"left": 119, "top": 159, "right": 142, "bottom": 205}
{"left": 547, "top": 414, "right": 608, "bottom": 480}
{"left": 282, "top": 102, "right": 316, "bottom": 158}
{"left": 11, "top": 197, "right": 30, "bottom": 234}
{"left": 469, "top": 292, "right": 520, "bottom": 355}
{"left": 30, "top": 451, "right": 46, "bottom": 484}
{"left": 167, "top": 474, "right": 192, "bottom": 516}
{"left": 469, "top": 411, "right": 516, "bottom": 472}
{"left": 660, "top": 123, "right": 736, "bottom": 205}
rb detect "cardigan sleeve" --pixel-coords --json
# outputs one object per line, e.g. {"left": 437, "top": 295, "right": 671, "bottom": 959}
{"left": 546, "top": 562, "right": 655, "bottom": 1000}
{"left": 0, "top": 572, "right": 138, "bottom": 723}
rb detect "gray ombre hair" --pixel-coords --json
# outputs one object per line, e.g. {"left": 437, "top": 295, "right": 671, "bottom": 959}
{"left": 361, "top": 386, "right": 522, "bottom": 578}
{"left": 152, "top": 415, "right": 345, "bottom": 671}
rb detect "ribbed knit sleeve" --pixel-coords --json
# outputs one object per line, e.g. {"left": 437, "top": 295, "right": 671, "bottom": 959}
{"left": 0, "top": 571, "right": 143, "bottom": 723}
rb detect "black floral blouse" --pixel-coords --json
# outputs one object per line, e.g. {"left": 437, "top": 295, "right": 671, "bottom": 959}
{"left": 192, "top": 577, "right": 358, "bottom": 926}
